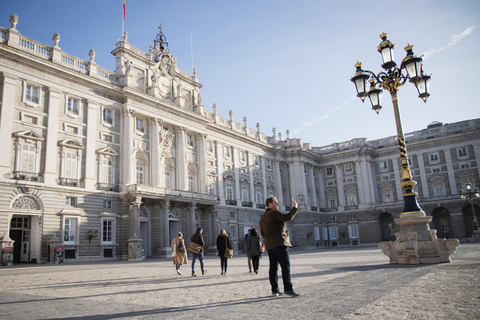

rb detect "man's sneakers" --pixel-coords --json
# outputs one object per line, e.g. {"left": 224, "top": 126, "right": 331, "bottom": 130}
{"left": 176, "top": 269, "right": 181, "bottom": 275}
{"left": 284, "top": 291, "right": 300, "bottom": 297}
{"left": 272, "top": 292, "right": 284, "bottom": 297}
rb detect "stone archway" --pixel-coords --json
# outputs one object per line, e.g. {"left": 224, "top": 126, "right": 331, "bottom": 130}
{"left": 379, "top": 212, "right": 396, "bottom": 242}
{"left": 431, "top": 207, "right": 453, "bottom": 238}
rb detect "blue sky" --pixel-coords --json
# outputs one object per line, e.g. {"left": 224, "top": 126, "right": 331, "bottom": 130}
{"left": 2, "top": 0, "right": 479, "bottom": 147}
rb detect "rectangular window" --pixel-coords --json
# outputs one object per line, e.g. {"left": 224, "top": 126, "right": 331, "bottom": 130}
{"left": 408, "top": 157, "right": 413, "bottom": 166}
{"left": 384, "top": 194, "right": 391, "bottom": 203}
{"left": 254, "top": 155, "right": 260, "bottom": 167}
{"left": 100, "top": 158, "right": 114, "bottom": 184}
{"left": 207, "top": 140, "right": 214, "bottom": 153}
{"left": 64, "top": 218, "right": 77, "bottom": 244}
{"left": 165, "top": 170, "right": 171, "bottom": 189}
{"left": 23, "top": 114, "right": 38, "bottom": 125}
{"left": 348, "top": 224, "right": 359, "bottom": 239}
{"left": 328, "top": 226, "right": 338, "bottom": 240}
{"left": 226, "top": 182, "right": 234, "bottom": 200}
{"left": 104, "top": 200, "right": 113, "bottom": 209}
{"left": 381, "top": 176, "right": 389, "bottom": 181}
{"left": 434, "top": 187, "right": 445, "bottom": 197}
{"left": 239, "top": 150, "right": 246, "bottom": 163}
{"left": 20, "top": 144, "right": 36, "bottom": 173}
{"left": 266, "top": 159, "right": 272, "bottom": 171}
{"left": 432, "top": 168, "right": 441, "bottom": 173}
{"left": 136, "top": 118, "right": 144, "bottom": 133}
{"left": 186, "top": 134, "right": 194, "bottom": 148}
{"left": 429, "top": 152, "right": 439, "bottom": 163}
{"left": 329, "top": 199, "right": 336, "bottom": 209}
{"left": 136, "top": 165, "right": 145, "bottom": 184}
{"left": 345, "top": 163, "right": 353, "bottom": 173}
{"left": 64, "top": 151, "right": 78, "bottom": 179}
{"left": 224, "top": 146, "right": 231, "bottom": 158}
{"left": 66, "top": 125, "right": 79, "bottom": 135}
{"left": 329, "top": 216, "right": 337, "bottom": 222}
{"left": 326, "top": 167, "right": 333, "bottom": 176}
{"left": 25, "top": 84, "right": 39, "bottom": 104}
{"left": 103, "top": 134, "right": 113, "bottom": 143}
{"left": 67, "top": 98, "right": 79, "bottom": 115}
{"left": 241, "top": 185, "right": 249, "bottom": 202}
{"left": 379, "top": 161, "right": 388, "bottom": 171}
{"left": 102, "top": 108, "right": 113, "bottom": 125}
{"left": 229, "top": 226, "right": 236, "bottom": 239}
{"left": 188, "top": 175, "right": 194, "bottom": 191}
{"left": 322, "top": 226, "right": 329, "bottom": 240}
{"left": 457, "top": 147, "right": 468, "bottom": 158}
{"left": 314, "top": 226, "right": 320, "bottom": 241}
{"left": 103, "top": 220, "right": 114, "bottom": 244}
{"left": 461, "top": 164, "right": 470, "bottom": 169}
{"left": 66, "top": 197, "right": 77, "bottom": 206}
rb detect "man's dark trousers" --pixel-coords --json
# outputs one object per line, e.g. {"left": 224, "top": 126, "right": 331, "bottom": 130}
{"left": 267, "top": 246, "right": 293, "bottom": 293}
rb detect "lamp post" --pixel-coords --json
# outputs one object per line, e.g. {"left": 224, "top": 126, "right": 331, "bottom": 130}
{"left": 352, "top": 33, "right": 458, "bottom": 264}
{"left": 460, "top": 180, "right": 480, "bottom": 242}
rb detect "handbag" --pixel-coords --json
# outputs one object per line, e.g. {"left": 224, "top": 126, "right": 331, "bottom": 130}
{"left": 224, "top": 236, "right": 233, "bottom": 259}
{"left": 188, "top": 241, "right": 202, "bottom": 253}
{"left": 178, "top": 239, "right": 185, "bottom": 252}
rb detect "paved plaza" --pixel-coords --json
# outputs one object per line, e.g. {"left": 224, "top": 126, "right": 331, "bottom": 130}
{"left": 0, "top": 243, "right": 479, "bottom": 319}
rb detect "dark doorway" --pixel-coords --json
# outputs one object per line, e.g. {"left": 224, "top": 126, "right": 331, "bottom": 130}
{"left": 463, "top": 204, "right": 480, "bottom": 238}
{"left": 9, "top": 230, "right": 22, "bottom": 263}
{"left": 432, "top": 207, "right": 453, "bottom": 238}
{"left": 379, "top": 213, "right": 396, "bottom": 241}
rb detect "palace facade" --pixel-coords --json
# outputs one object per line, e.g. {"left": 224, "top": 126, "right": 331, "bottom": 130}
{"left": 1, "top": 14, "right": 479, "bottom": 264}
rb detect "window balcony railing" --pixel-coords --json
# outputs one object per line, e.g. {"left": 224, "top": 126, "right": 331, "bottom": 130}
{"left": 345, "top": 205, "right": 358, "bottom": 210}
{"left": 12, "top": 171, "right": 42, "bottom": 182}
{"left": 256, "top": 203, "right": 266, "bottom": 209}
{"left": 242, "top": 202, "right": 253, "bottom": 208}
{"left": 58, "top": 178, "right": 83, "bottom": 187}
{"left": 225, "top": 200, "right": 237, "bottom": 206}
{"left": 96, "top": 183, "right": 119, "bottom": 192}
{"left": 326, "top": 208, "right": 338, "bottom": 212}
{"left": 311, "top": 206, "right": 318, "bottom": 211}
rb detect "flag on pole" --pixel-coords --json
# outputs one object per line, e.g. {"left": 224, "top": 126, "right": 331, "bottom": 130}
{"left": 123, "top": 0, "right": 126, "bottom": 21}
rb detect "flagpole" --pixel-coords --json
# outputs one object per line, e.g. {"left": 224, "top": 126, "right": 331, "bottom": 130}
{"left": 122, "top": 0, "right": 125, "bottom": 38}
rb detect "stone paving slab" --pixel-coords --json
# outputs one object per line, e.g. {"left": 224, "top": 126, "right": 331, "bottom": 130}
{"left": 0, "top": 244, "right": 478, "bottom": 319}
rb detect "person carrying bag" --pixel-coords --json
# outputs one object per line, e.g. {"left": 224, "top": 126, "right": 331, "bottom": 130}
{"left": 216, "top": 229, "right": 232, "bottom": 275}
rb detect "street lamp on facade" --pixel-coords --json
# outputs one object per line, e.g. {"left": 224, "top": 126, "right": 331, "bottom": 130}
{"left": 460, "top": 180, "right": 480, "bottom": 242}
{"left": 352, "top": 33, "right": 459, "bottom": 264}
{"left": 351, "top": 33, "right": 430, "bottom": 216}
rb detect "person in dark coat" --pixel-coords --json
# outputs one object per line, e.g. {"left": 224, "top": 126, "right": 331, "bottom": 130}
{"left": 260, "top": 196, "right": 299, "bottom": 297}
{"left": 190, "top": 227, "right": 207, "bottom": 276}
{"left": 247, "top": 228, "right": 262, "bottom": 274}
{"left": 216, "top": 229, "right": 232, "bottom": 275}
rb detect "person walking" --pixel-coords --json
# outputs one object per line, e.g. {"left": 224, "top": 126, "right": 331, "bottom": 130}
{"left": 247, "top": 228, "right": 262, "bottom": 274}
{"left": 244, "top": 228, "right": 252, "bottom": 272}
{"left": 216, "top": 229, "right": 232, "bottom": 275}
{"left": 260, "top": 196, "right": 300, "bottom": 297}
{"left": 190, "top": 227, "right": 207, "bottom": 277}
{"left": 171, "top": 232, "right": 188, "bottom": 275}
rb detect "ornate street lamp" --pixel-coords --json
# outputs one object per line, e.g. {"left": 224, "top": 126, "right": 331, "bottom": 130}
{"left": 460, "top": 180, "right": 480, "bottom": 242}
{"left": 353, "top": 33, "right": 459, "bottom": 264}
{"left": 351, "top": 33, "right": 431, "bottom": 215}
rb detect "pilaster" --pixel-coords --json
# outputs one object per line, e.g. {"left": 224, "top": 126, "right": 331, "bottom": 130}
{"left": 444, "top": 148, "right": 458, "bottom": 195}
{"left": 84, "top": 100, "right": 97, "bottom": 190}
{"left": 0, "top": 75, "right": 17, "bottom": 178}
{"left": 335, "top": 164, "right": 345, "bottom": 210}
{"left": 416, "top": 154, "right": 429, "bottom": 198}
{"left": 43, "top": 88, "right": 61, "bottom": 185}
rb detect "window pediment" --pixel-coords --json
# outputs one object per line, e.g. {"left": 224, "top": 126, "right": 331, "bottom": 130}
{"left": 15, "top": 130, "right": 44, "bottom": 141}
{"left": 60, "top": 139, "right": 84, "bottom": 149}
{"left": 96, "top": 147, "right": 119, "bottom": 156}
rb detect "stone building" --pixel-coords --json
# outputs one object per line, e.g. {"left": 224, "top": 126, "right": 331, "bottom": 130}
{"left": 1, "top": 14, "right": 479, "bottom": 264}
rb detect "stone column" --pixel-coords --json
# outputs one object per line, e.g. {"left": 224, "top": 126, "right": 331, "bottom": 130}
{"left": 474, "top": 145, "right": 480, "bottom": 180}
{"left": 128, "top": 196, "right": 143, "bottom": 261}
{"left": 444, "top": 149, "right": 458, "bottom": 195}
{"left": 261, "top": 157, "right": 268, "bottom": 202}
{"left": 121, "top": 109, "right": 135, "bottom": 189}
{"left": 84, "top": 100, "right": 97, "bottom": 190}
{"left": 176, "top": 126, "right": 187, "bottom": 190}
{"left": 233, "top": 148, "right": 241, "bottom": 205}
{"left": 416, "top": 154, "right": 430, "bottom": 198}
{"left": 248, "top": 153, "right": 255, "bottom": 205}
{"left": 354, "top": 161, "right": 366, "bottom": 206}
{"left": 288, "top": 161, "right": 295, "bottom": 210}
{"left": 317, "top": 167, "right": 326, "bottom": 209}
{"left": 197, "top": 134, "right": 207, "bottom": 194}
{"left": 0, "top": 75, "right": 17, "bottom": 178}
{"left": 274, "top": 159, "right": 283, "bottom": 204}
{"left": 216, "top": 142, "right": 225, "bottom": 203}
{"left": 188, "top": 203, "right": 197, "bottom": 240}
{"left": 43, "top": 88, "right": 61, "bottom": 185}
{"left": 151, "top": 118, "right": 161, "bottom": 187}
{"left": 308, "top": 165, "right": 318, "bottom": 209}
{"left": 335, "top": 164, "right": 345, "bottom": 210}
{"left": 299, "top": 161, "right": 309, "bottom": 208}
{"left": 157, "top": 200, "right": 171, "bottom": 258}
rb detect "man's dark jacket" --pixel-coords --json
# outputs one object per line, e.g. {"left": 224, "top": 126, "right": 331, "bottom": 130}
{"left": 191, "top": 232, "right": 205, "bottom": 253}
{"left": 260, "top": 207, "right": 298, "bottom": 250}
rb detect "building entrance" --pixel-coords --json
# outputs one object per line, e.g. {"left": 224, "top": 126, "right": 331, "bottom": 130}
{"left": 9, "top": 216, "right": 31, "bottom": 263}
